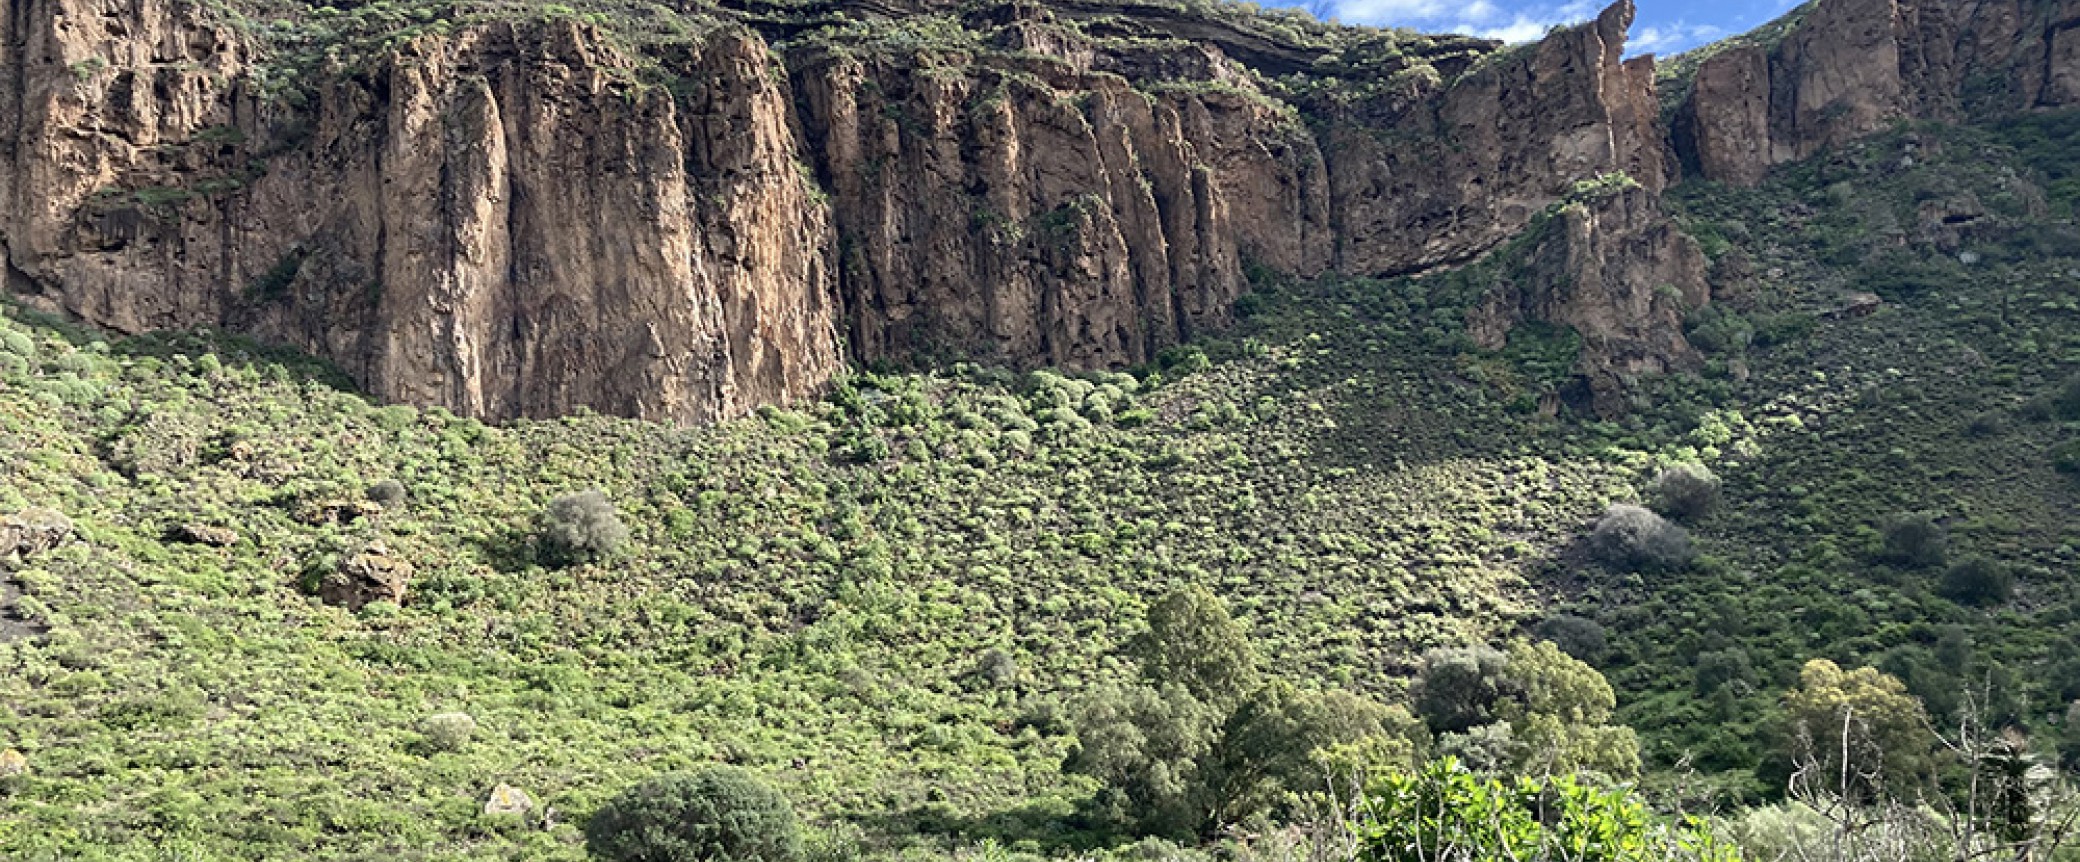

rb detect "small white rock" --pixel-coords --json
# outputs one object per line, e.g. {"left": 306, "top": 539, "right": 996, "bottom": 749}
{"left": 485, "top": 782, "right": 535, "bottom": 816}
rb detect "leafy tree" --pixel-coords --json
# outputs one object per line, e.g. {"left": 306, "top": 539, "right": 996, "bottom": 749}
{"left": 1354, "top": 759, "right": 1737, "bottom": 862}
{"left": 1075, "top": 588, "right": 1402, "bottom": 837}
{"left": 1206, "top": 682, "right": 1392, "bottom": 826}
{"left": 1130, "top": 586, "right": 1259, "bottom": 707}
{"left": 586, "top": 767, "right": 803, "bottom": 862}
{"left": 1648, "top": 464, "right": 1721, "bottom": 521}
{"left": 1782, "top": 659, "right": 1935, "bottom": 801}
{"left": 1498, "top": 640, "right": 1639, "bottom": 778}
{"left": 541, "top": 489, "right": 630, "bottom": 566}
{"left": 1414, "top": 641, "right": 1638, "bottom": 778}
{"left": 1413, "top": 645, "right": 1509, "bottom": 734}
{"left": 1939, "top": 556, "right": 2014, "bottom": 607}
{"left": 1062, "top": 683, "right": 1220, "bottom": 838}
{"left": 1589, "top": 504, "right": 1694, "bottom": 571}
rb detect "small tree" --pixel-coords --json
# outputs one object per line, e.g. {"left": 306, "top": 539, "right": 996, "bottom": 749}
{"left": 1062, "top": 683, "right": 1219, "bottom": 838}
{"left": 1589, "top": 504, "right": 1694, "bottom": 571}
{"left": 1130, "top": 586, "right": 1259, "bottom": 707}
{"left": 541, "top": 490, "right": 629, "bottom": 566}
{"left": 1648, "top": 464, "right": 1721, "bottom": 521}
{"left": 1782, "top": 659, "right": 1935, "bottom": 803}
{"left": 1939, "top": 556, "right": 2014, "bottom": 607}
{"left": 1879, "top": 513, "right": 1946, "bottom": 569}
{"left": 1413, "top": 646, "right": 1510, "bottom": 735}
{"left": 586, "top": 767, "right": 803, "bottom": 862}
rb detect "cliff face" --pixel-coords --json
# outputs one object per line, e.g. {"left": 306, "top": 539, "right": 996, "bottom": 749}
{"left": 1323, "top": 1, "right": 1665, "bottom": 276}
{"left": 792, "top": 38, "right": 1329, "bottom": 369}
{"left": 2, "top": 3, "right": 842, "bottom": 423}
{"left": 1467, "top": 186, "right": 1709, "bottom": 416}
{"left": 1674, "top": 0, "right": 2080, "bottom": 186}
{"left": 0, "top": 0, "right": 1714, "bottom": 422}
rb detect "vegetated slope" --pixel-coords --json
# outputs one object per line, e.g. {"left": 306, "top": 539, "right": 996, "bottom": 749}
{"left": 0, "top": 270, "right": 1633, "bottom": 856}
{"left": 3, "top": 112, "right": 2079, "bottom": 862}
{"left": 1582, "top": 114, "right": 2080, "bottom": 798}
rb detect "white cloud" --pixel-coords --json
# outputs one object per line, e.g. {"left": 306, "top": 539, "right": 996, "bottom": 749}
{"left": 1629, "top": 22, "right": 1728, "bottom": 54}
{"left": 1332, "top": 0, "right": 1587, "bottom": 41}
{"left": 1464, "top": 16, "right": 1555, "bottom": 41}
{"left": 1324, "top": 0, "right": 1732, "bottom": 54}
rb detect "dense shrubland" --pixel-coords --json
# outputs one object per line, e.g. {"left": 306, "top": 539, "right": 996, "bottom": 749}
{"left": 1, "top": 112, "right": 2079, "bottom": 861}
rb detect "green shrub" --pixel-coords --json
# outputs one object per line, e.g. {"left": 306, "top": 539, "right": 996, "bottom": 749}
{"left": 586, "top": 767, "right": 803, "bottom": 862}
{"left": 1647, "top": 464, "right": 1721, "bottom": 521}
{"left": 1354, "top": 759, "right": 1736, "bottom": 862}
{"left": 366, "top": 479, "right": 408, "bottom": 508}
{"left": 419, "top": 712, "right": 476, "bottom": 753}
{"left": 2054, "top": 373, "right": 2080, "bottom": 420}
{"left": 1965, "top": 410, "right": 2010, "bottom": 438}
{"left": 1589, "top": 504, "right": 1694, "bottom": 571}
{"left": 1413, "top": 645, "right": 1509, "bottom": 734}
{"left": 1938, "top": 557, "right": 2014, "bottom": 607}
{"left": 541, "top": 489, "right": 630, "bottom": 566}
{"left": 1532, "top": 614, "right": 1608, "bottom": 663}
{"left": 2053, "top": 439, "right": 2080, "bottom": 474}
{"left": 1692, "top": 648, "right": 1753, "bottom": 696}
{"left": 1879, "top": 513, "right": 1946, "bottom": 569}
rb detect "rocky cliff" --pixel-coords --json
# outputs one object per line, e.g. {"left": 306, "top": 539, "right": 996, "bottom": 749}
{"left": 1671, "top": 0, "right": 2080, "bottom": 186}
{"left": 1467, "top": 183, "right": 1709, "bottom": 415}
{"left": 5, "top": 0, "right": 2028, "bottom": 423}
{"left": 1, "top": 0, "right": 843, "bottom": 423}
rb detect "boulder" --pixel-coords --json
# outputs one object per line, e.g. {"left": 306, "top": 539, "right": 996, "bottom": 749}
{"left": 0, "top": 509, "right": 72, "bottom": 560}
{"left": 172, "top": 523, "right": 238, "bottom": 547}
{"left": 484, "top": 783, "right": 535, "bottom": 817}
{"left": 319, "top": 543, "right": 412, "bottom": 611}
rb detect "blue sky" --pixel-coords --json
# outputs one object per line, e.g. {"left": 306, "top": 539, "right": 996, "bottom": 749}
{"left": 1271, "top": 0, "right": 1804, "bottom": 57}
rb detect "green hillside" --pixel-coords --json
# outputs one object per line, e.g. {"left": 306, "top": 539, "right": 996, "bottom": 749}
{"left": 4, "top": 112, "right": 2080, "bottom": 860}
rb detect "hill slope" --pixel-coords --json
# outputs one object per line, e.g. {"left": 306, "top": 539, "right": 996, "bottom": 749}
{"left": 5, "top": 103, "right": 2080, "bottom": 858}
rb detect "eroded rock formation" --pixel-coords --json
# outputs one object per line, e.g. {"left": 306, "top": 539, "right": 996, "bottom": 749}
{"left": 3, "top": 5, "right": 841, "bottom": 423}
{"left": 1673, "top": 0, "right": 2080, "bottom": 186}
{"left": 1468, "top": 186, "right": 1710, "bottom": 416}
{"left": 11, "top": 0, "right": 2053, "bottom": 422}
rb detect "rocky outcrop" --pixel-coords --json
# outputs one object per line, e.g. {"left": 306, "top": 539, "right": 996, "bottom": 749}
{"left": 793, "top": 40, "right": 1330, "bottom": 368}
{"left": 0, "top": 0, "right": 1701, "bottom": 421}
{"left": 321, "top": 542, "right": 413, "bottom": 610}
{"left": 1322, "top": 0, "right": 1666, "bottom": 275}
{"left": 1467, "top": 186, "right": 1709, "bottom": 416}
{"left": 1674, "top": 0, "right": 2080, "bottom": 186}
{"left": 0, "top": 508, "right": 73, "bottom": 560}
{"left": 2, "top": 5, "right": 840, "bottom": 423}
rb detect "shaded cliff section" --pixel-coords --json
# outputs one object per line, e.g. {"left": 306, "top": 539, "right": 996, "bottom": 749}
{"left": 1669, "top": 0, "right": 2080, "bottom": 186}
{"left": 0, "top": 0, "right": 843, "bottom": 423}
{"left": 0, "top": 0, "right": 1687, "bottom": 422}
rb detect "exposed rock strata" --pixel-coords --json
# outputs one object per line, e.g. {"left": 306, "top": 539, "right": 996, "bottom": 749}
{"left": 12, "top": 0, "right": 2019, "bottom": 422}
{"left": 1468, "top": 187, "right": 1710, "bottom": 416}
{"left": 1674, "top": 0, "right": 2080, "bottom": 186}
{"left": 3, "top": 6, "right": 841, "bottom": 423}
